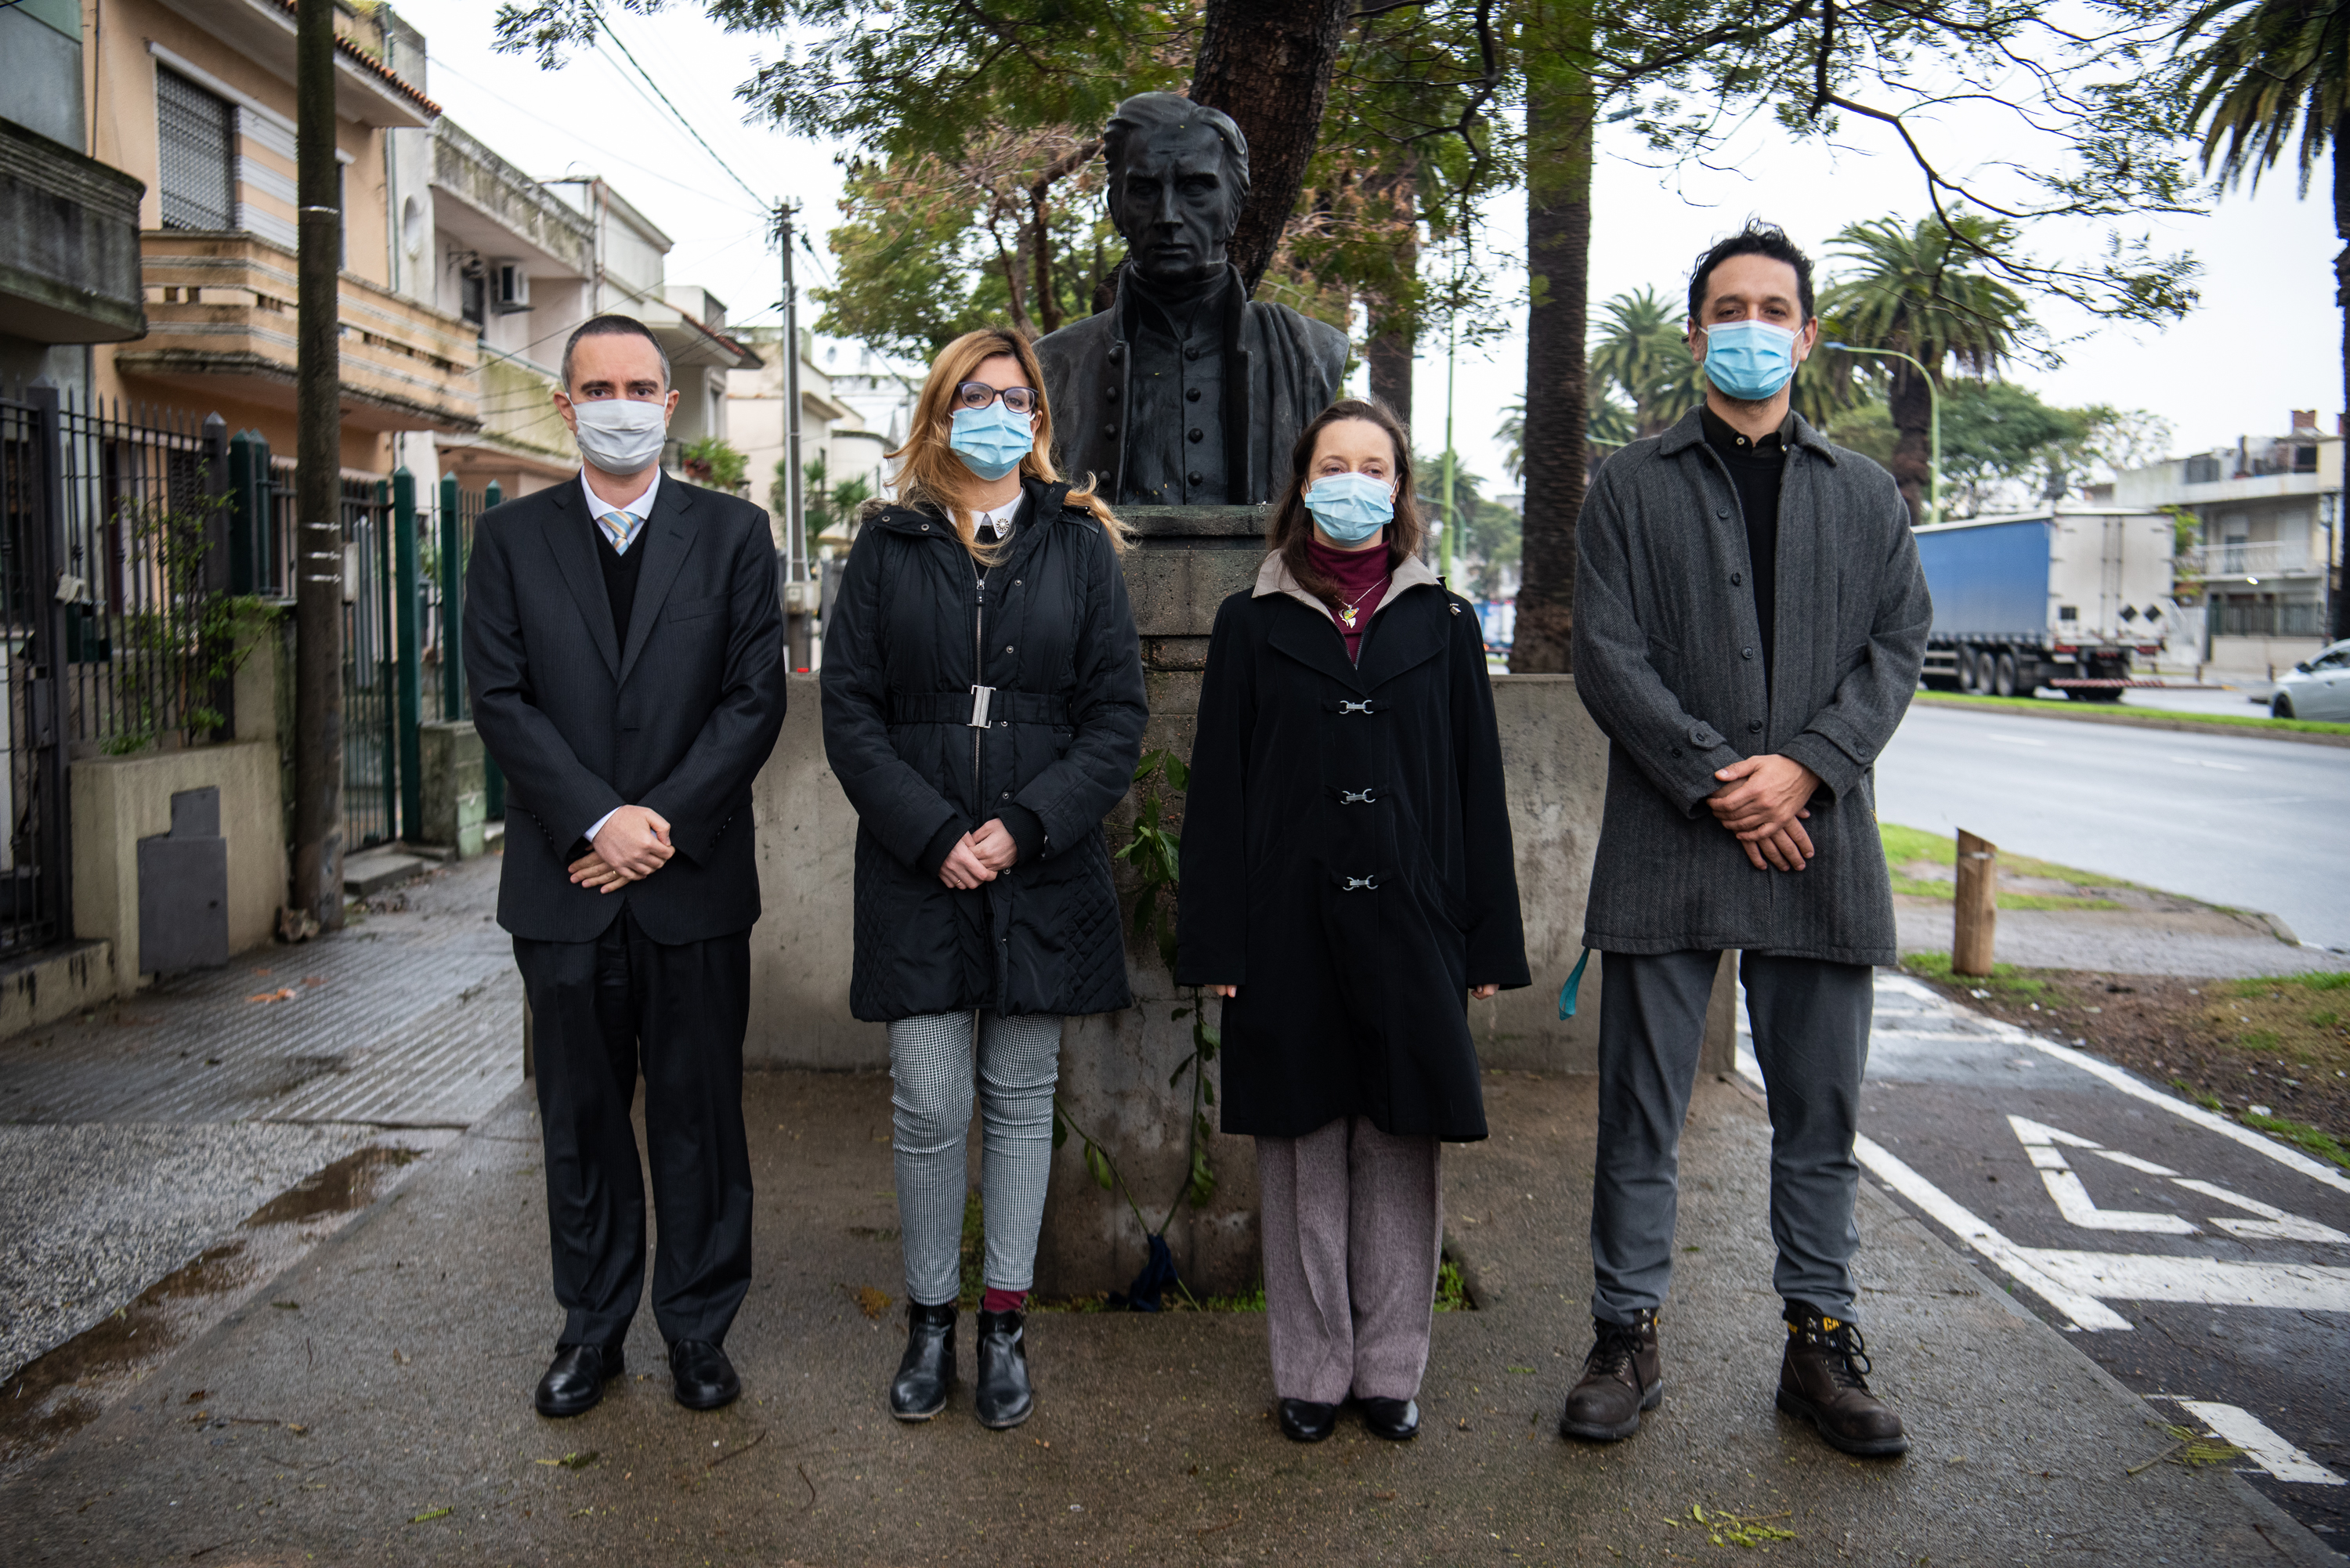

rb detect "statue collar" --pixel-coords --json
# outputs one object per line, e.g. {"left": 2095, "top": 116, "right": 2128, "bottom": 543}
{"left": 1120, "top": 262, "right": 1233, "bottom": 335}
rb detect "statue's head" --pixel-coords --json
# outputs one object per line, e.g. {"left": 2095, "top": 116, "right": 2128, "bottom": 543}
{"left": 1102, "top": 92, "right": 1251, "bottom": 287}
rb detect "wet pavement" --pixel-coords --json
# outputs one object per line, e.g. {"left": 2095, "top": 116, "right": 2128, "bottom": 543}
{"left": 0, "top": 1067, "right": 2335, "bottom": 1566}
{"left": 1751, "top": 971, "right": 2350, "bottom": 1549}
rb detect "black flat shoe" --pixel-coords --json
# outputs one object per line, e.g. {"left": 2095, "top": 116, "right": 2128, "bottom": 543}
{"left": 1278, "top": 1398, "right": 1337, "bottom": 1443}
{"left": 669, "top": 1339, "right": 740, "bottom": 1411}
{"left": 891, "top": 1302, "right": 956, "bottom": 1421}
{"left": 974, "top": 1309, "right": 1034, "bottom": 1429}
{"left": 534, "top": 1342, "right": 624, "bottom": 1418}
{"left": 1358, "top": 1396, "right": 1419, "bottom": 1441}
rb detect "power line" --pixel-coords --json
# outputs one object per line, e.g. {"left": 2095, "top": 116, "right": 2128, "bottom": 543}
{"left": 587, "top": 0, "right": 767, "bottom": 209}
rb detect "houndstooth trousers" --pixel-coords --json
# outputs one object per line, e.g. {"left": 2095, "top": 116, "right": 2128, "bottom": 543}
{"left": 887, "top": 1010, "right": 1064, "bottom": 1306}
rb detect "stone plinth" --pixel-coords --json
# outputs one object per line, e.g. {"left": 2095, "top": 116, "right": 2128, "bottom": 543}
{"left": 416, "top": 721, "right": 486, "bottom": 859}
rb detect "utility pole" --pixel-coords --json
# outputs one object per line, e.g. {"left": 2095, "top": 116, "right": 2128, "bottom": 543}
{"left": 293, "top": 0, "right": 345, "bottom": 930}
{"left": 776, "top": 201, "right": 810, "bottom": 670}
{"left": 1440, "top": 308, "right": 1458, "bottom": 584}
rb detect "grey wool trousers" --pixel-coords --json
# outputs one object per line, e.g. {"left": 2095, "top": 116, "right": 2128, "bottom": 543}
{"left": 1589, "top": 949, "right": 1874, "bottom": 1325}
{"left": 1258, "top": 1116, "right": 1443, "bottom": 1405}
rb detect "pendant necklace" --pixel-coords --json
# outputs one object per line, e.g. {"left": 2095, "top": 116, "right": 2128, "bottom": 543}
{"left": 1336, "top": 584, "right": 1376, "bottom": 629}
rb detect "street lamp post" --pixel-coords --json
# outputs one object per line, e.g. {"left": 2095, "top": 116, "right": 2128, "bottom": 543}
{"left": 1824, "top": 341, "right": 1940, "bottom": 526}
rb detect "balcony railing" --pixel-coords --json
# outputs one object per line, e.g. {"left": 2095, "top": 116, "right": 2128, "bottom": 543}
{"left": 2175, "top": 540, "right": 2319, "bottom": 578}
{"left": 117, "top": 232, "right": 480, "bottom": 434}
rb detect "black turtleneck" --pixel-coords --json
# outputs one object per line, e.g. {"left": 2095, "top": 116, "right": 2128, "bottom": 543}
{"left": 1701, "top": 403, "right": 1785, "bottom": 691}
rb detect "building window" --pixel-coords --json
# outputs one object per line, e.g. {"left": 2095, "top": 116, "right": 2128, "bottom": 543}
{"left": 157, "top": 68, "right": 236, "bottom": 232}
{"left": 2183, "top": 454, "right": 2222, "bottom": 485}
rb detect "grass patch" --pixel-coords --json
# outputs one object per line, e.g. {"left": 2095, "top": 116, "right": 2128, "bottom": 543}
{"left": 2241, "top": 1114, "right": 2350, "bottom": 1170}
{"left": 2199, "top": 974, "right": 2350, "bottom": 1084}
{"left": 1901, "top": 951, "right": 2053, "bottom": 1001}
{"left": 1879, "top": 822, "right": 2129, "bottom": 910}
{"left": 2171, "top": 1079, "right": 2225, "bottom": 1112}
{"left": 1434, "top": 1259, "right": 1470, "bottom": 1313}
{"left": 1912, "top": 690, "right": 2350, "bottom": 735}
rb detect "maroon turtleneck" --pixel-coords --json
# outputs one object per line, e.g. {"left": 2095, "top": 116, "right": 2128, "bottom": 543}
{"left": 1305, "top": 536, "right": 1392, "bottom": 659}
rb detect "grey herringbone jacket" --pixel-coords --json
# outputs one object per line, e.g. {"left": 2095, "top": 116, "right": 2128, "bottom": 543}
{"left": 1573, "top": 406, "right": 1931, "bottom": 966}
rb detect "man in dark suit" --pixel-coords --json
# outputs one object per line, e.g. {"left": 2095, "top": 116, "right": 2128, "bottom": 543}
{"left": 465, "top": 314, "right": 788, "bottom": 1418}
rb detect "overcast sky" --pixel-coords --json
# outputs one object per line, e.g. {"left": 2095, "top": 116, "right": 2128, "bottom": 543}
{"left": 391, "top": 0, "right": 2341, "bottom": 490}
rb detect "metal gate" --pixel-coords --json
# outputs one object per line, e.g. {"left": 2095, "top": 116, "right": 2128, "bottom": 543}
{"left": 0, "top": 388, "right": 73, "bottom": 955}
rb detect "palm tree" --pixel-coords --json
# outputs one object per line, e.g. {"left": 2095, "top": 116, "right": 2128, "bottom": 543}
{"left": 2176, "top": 0, "right": 2350, "bottom": 635}
{"left": 1590, "top": 287, "right": 1701, "bottom": 437}
{"left": 1818, "top": 211, "right": 2035, "bottom": 524}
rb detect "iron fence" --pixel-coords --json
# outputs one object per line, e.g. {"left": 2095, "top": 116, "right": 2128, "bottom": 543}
{"left": 0, "top": 388, "right": 72, "bottom": 953}
{"left": 2211, "top": 600, "right": 2327, "bottom": 638}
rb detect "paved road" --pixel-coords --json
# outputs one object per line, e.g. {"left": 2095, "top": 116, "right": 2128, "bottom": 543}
{"left": 1744, "top": 974, "right": 2350, "bottom": 1550}
{"left": 1877, "top": 704, "right": 2350, "bottom": 951}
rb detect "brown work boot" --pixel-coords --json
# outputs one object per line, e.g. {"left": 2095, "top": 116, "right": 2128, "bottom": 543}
{"left": 1557, "top": 1308, "right": 1662, "bottom": 1442}
{"left": 1775, "top": 1302, "right": 1908, "bottom": 1457}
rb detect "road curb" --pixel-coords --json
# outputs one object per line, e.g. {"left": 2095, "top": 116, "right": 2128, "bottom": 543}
{"left": 1910, "top": 694, "right": 2350, "bottom": 748}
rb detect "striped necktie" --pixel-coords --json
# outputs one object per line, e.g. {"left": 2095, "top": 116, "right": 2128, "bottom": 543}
{"left": 598, "top": 510, "right": 643, "bottom": 555}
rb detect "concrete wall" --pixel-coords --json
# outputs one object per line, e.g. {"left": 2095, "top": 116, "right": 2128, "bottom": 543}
{"left": 745, "top": 675, "right": 884, "bottom": 1069}
{"left": 70, "top": 740, "right": 286, "bottom": 983}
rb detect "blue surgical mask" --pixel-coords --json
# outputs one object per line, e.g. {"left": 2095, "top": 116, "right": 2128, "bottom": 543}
{"left": 949, "top": 403, "right": 1034, "bottom": 481}
{"left": 1303, "top": 471, "right": 1394, "bottom": 544}
{"left": 1701, "top": 319, "right": 1800, "bottom": 402}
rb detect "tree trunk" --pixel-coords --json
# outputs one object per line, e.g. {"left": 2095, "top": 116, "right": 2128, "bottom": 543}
{"left": 1191, "top": 0, "right": 1353, "bottom": 294}
{"left": 2336, "top": 127, "right": 2350, "bottom": 640}
{"left": 1365, "top": 157, "right": 1419, "bottom": 428}
{"left": 1888, "top": 362, "right": 1931, "bottom": 526}
{"left": 1509, "top": 6, "right": 1594, "bottom": 674}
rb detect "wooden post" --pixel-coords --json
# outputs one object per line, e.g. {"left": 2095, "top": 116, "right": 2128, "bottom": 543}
{"left": 1953, "top": 829, "right": 1998, "bottom": 976}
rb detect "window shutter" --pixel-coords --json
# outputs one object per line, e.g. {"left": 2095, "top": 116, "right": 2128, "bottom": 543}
{"left": 157, "top": 68, "right": 236, "bottom": 232}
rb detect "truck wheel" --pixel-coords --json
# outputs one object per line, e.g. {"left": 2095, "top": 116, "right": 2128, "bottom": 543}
{"left": 1994, "top": 652, "right": 2019, "bottom": 698}
{"left": 1957, "top": 650, "right": 1979, "bottom": 692}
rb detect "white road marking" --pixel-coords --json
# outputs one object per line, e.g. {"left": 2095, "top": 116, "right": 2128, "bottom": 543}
{"left": 2088, "top": 1149, "right": 2180, "bottom": 1177}
{"left": 2009, "top": 1115, "right": 2198, "bottom": 1233}
{"left": 1852, "top": 1133, "right": 2134, "bottom": 1331}
{"left": 2172, "top": 1402, "right": 2347, "bottom": 1485}
{"left": 2166, "top": 755, "right": 2252, "bottom": 771}
{"left": 1986, "top": 732, "right": 2052, "bottom": 746}
{"left": 2008, "top": 1035, "right": 2350, "bottom": 1198}
{"left": 2020, "top": 1249, "right": 2350, "bottom": 1313}
{"left": 2171, "top": 1179, "right": 2350, "bottom": 1245}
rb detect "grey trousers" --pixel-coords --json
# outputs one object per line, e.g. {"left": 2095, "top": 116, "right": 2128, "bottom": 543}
{"left": 888, "top": 1010, "right": 1062, "bottom": 1306}
{"left": 1589, "top": 949, "right": 1874, "bottom": 1324}
{"left": 1258, "top": 1116, "right": 1443, "bottom": 1405}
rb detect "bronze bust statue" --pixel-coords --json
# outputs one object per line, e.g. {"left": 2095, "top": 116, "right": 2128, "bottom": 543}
{"left": 1036, "top": 93, "right": 1350, "bottom": 506}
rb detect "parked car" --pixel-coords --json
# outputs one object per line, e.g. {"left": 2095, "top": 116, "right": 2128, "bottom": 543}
{"left": 2271, "top": 641, "right": 2350, "bottom": 720}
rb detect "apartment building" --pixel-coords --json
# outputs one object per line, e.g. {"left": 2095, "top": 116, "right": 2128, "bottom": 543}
{"left": 2106, "top": 414, "right": 2344, "bottom": 677}
{"left": 728, "top": 329, "right": 899, "bottom": 555}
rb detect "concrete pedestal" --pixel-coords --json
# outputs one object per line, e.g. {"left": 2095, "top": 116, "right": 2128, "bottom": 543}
{"left": 416, "top": 721, "right": 486, "bottom": 860}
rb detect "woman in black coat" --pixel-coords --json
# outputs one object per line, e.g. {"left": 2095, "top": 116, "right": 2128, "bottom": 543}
{"left": 821, "top": 327, "right": 1146, "bottom": 1431}
{"left": 1176, "top": 397, "right": 1530, "bottom": 1444}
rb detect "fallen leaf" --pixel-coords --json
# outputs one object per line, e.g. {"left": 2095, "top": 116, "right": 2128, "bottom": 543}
{"left": 246, "top": 988, "right": 296, "bottom": 1004}
{"left": 184, "top": 1391, "right": 206, "bottom": 1404}
{"left": 1371, "top": 1490, "right": 1397, "bottom": 1501}
{"left": 284, "top": 1423, "right": 306, "bottom": 1435}
{"left": 409, "top": 1507, "right": 450, "bottom": 1523}
{"left": 302, "top": 977, "right": 326, "bottom": 988}
{"left": 270, "top": 1301, "right": 298, "bottom": 1311}
{"left": 851, "top": 1284, "right": 891, "bottom": 1320}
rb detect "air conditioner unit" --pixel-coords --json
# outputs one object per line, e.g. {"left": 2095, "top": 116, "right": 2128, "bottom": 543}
{"left": 492, "top": 261, "right": 531, "bottom": 313}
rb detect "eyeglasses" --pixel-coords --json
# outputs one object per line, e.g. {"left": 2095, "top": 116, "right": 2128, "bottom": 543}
{"left": 953, "top": 381, "right": 1039, "bottom": 414}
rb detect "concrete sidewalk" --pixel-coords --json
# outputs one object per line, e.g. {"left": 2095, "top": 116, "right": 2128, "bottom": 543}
{"left": 2, "top": 1065, "right": 2332, "bottom": 1566}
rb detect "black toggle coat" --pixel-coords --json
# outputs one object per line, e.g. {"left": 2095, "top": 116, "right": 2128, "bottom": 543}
{"left": 1175, "top": 551, "right": 1531, "bottom": 1142}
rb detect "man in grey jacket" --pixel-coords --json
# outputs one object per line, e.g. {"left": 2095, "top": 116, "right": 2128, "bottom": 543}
{"left": 1560, "top": 222, "right": 1931, "bottom": 1457}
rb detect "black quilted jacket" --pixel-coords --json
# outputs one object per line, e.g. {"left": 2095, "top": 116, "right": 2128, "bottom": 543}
{"left": 820, "top": 479, "right": 1147, "bottom": 1021}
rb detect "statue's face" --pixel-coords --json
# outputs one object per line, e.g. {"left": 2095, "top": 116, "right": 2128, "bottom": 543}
{"left": 1108, "top": 122, "right": 1238, "bottom": 286}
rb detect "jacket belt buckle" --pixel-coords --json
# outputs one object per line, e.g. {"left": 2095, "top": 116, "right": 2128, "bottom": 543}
{"left": 1339, "top": 699, "right": 1372, "bottom": 715}
{"left": 968, "top": 685, "right": 996, "bottom": 728}
{"left": 1340, "top": 787, "right": 1376, "bottom": 805}
{"left": 1340, "top": 873, "right": 1379, "bottom": 892}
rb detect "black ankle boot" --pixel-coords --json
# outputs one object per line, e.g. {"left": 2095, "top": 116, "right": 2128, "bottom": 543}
{"left": 889, "top": 1301, "right": 956, "bottom": 1421}
{"left": 974, "top": 1309, "right": 1033, "bottom": 1429}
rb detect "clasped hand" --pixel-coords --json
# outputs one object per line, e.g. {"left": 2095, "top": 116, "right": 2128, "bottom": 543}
{"left": 1708, "top": 753, "right": 1820, "bottom": 873}
{"left": 937, "top": 818, "right": 1020, "bottom": 890}
{"left": 568, "top": 804, "right": 674, "bottom": 894}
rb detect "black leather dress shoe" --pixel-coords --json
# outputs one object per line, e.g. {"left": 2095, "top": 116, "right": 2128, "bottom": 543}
{"left": 669, "top": 1339, "right": 740, "bottom": 1411}
{"left": 1278, "top": 1398, "right": 1337, "bottom": 1443}
{"left": 1357, "top": 1396, "right": 1419, "bottom": 1440}
{"left": 534, "top": 1342, "right": 624, "bottom": 1418}
{"left": 973, "top": 1309, "right": 1034, "bottom": 1429}
{"left": 891, "top": 1302, "right": 956, "bottom": 1421}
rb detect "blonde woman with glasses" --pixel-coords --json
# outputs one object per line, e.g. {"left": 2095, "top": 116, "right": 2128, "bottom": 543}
{"left": 820, "top": 327, "right": 1146, "bottom": 1429}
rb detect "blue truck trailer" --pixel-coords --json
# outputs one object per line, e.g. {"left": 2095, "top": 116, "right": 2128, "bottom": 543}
{"left": 1913, "top": 511, "right": 2177, "bottom": 700}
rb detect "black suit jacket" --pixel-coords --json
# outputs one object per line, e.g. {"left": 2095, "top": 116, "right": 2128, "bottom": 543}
{"left": 463, "top": 474, "right": 789, "bottom": 945}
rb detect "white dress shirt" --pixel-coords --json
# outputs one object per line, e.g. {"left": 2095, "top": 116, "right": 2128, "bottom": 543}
{"left": 584, "top": 465, "right": 663, "bottom": 845}
{"left": 974, "top": 497, "right": 1019, "bottom": 540}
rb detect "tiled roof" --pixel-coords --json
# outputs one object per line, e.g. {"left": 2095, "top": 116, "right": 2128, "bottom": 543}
{"left": 266, "top": 0, "right": 444, "bottom": 117}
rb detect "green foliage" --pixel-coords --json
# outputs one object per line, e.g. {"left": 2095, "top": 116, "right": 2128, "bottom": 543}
{"left": 1821, "top": 379, "right": 2172, "bottom": 515}
{"left": 2242, "top": 1113, "right": 2350, "bottom": 1169}
{"left": 1820, "top": 209, "right": 2041, "bottom": 377}
{"left": 2176, "top": 0, "right": 2350, "bottom": 196}
{"left": 1434, "top": 1259, "right": 1470, "bottom": 1313}
{"left": 99, "top": 493, "right": 276, "bottom": 754}
{"left": 680, "top": 436, "right": 747, "bottom": 490}
{"left": 1416, "top": 448, "right": 1520, "bottom": 600}
{"left": 1589, "top": 287, "right": 1699, "bottom": 439}
{"left": 797, "top": 452, "right": 874, "bottom": 562}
